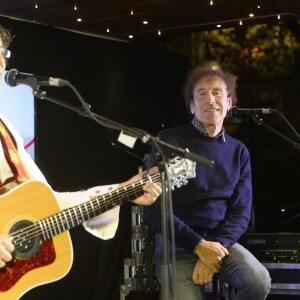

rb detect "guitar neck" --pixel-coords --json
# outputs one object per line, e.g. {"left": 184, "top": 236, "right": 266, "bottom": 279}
{"left": 10, "top": 156, "right": 195, "bottom": 246}
{"left": 35, "top": 173, "right": 160, "bottom": 241}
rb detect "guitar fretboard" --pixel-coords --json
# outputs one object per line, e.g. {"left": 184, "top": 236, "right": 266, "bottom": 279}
{"left": 12, "top": 174, "right": 160, "bottom": 246}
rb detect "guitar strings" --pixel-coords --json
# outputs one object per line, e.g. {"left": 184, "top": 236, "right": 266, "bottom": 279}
{"left": 12, "top": 181, "right": 147, "bottom": 246}
{"left": 11, "top": 174, "right": 161, "bottom": 248}
{"left": 11, "top": 177, "right": 155, "bottom": 243}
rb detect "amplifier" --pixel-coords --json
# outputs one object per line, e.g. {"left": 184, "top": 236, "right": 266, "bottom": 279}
{"left": 239, "top": 232, "right": 300, "bottom": 263}
{"left": 239, "top": 232, "right": 300, "bottom": 295}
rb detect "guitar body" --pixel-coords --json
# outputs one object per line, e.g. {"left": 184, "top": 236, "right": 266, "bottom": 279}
{"left": 0, "top": 181, "right": 73, "bottom": 300}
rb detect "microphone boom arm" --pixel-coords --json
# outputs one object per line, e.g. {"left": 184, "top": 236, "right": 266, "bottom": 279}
{"left": 252, "top": 115, "right": 300, "bottom": 151}
{"left": 33, "top": 86, "right": 214, "bottom": 168}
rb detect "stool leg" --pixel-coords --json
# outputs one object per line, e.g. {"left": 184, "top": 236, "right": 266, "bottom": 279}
{"left": 212, "top": 277, "right": 221, "bottom": 300}
{"left": 212, "top": 276, "right": 235, "bottom": 300}
{"left": 228, "top": 285, "right": 235, "bottom": 300}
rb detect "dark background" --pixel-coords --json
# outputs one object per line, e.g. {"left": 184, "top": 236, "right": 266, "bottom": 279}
{"left": 1, "top": 15, "right": 299, "bottom": 300}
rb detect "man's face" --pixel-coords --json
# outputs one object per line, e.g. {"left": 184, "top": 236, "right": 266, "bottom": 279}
{"left": 190, "top": 76, "right": 232, "bottom": 127}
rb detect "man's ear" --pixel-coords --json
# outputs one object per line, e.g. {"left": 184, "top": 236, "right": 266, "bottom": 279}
{"left": 190, "top": 101, "right": 195, "bottom": 114}
{"left": 227, "top": 97, "right": 233, "bottom": 111}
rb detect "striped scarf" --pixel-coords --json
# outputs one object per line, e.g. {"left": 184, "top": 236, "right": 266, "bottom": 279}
{"left": 0, "top": 119, "right": 28, "bottom": 193}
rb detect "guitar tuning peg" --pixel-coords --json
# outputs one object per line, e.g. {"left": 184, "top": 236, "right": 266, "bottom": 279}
{"left": 176, "top": 182, "right": 182, "bottom": 188}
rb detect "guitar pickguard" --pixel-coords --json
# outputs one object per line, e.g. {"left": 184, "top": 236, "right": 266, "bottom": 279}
{"left": 0, "top": 239, "right": 56, "bottom": 292}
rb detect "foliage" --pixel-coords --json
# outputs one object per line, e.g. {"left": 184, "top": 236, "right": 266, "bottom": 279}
{"left": 152, "top": 22, "right": 300, "bottom": 80}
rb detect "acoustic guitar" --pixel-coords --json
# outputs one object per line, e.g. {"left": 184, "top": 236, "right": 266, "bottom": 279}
{"left": 0, "top": 157, "right": 195, "bottom": 299}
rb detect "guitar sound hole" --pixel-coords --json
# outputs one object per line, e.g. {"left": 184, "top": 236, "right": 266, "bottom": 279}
{"left": 9, "top": 220, "right": 41, "bottom": 259}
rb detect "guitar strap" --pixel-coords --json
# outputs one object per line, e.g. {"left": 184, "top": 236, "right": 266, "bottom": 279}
{"left": 0, "top": 119, "right": 29, "bottom": 193}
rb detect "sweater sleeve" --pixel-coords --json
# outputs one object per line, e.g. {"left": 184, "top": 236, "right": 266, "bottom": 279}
{"left": 146, "top": 199, "right": 205, "bottom": 253}
{"left": 146, "top": 128, "right": 206, "bottom": 253}
{"left": 205, "top": 148, "right": 252, "bottom": 248}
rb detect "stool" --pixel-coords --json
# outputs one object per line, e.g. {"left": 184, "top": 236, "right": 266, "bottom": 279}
{"left": 212, "top": 274, "right": 235, "bottom": 300}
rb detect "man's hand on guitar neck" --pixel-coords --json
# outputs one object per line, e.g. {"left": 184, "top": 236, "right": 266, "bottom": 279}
{"left": 0, "top": 234, "right": 14, "bottom": 268}
{"left": 119, "top": 167, "right": 162, "bottom": 206}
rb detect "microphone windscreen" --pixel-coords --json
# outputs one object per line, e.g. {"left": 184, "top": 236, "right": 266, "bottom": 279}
{"left": 228, "top": 106, "right": 238, "bottom": 119}
{"left": 5, "top": 69, "right": 18, "bottom": 87}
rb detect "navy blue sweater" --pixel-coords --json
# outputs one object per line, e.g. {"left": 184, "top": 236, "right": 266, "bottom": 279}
{"left": 146, "top": 122, "right": 252, "bottom": 253}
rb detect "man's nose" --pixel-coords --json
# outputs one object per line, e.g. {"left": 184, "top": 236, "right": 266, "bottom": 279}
{"left": 207, "top": 93, "right": 216, "bottom": 103}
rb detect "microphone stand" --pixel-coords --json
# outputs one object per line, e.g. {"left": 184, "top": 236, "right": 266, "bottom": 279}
{"left": 252, "top": 115, "right": 300, "bottom": 151}
{"left": 33, "top": 84, "right": 214, "bottom": 300}
{"left": 251, "top": 112, "right": 300, "bottom": 251}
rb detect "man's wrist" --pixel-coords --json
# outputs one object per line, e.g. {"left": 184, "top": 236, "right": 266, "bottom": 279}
{"left": 193, "top": 238, "right": 205, "bottom": 256}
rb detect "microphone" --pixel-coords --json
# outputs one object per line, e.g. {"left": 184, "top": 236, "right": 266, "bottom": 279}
{"left": 5, "top": 69, "right": 69, "bottom": 88}
{"left": 228, "top": 106, "right": 276, "bottom": 119}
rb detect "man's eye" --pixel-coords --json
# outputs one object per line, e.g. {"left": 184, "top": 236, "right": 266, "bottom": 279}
{"left": 213, "top": 91, "right": 222, "bottom": 96}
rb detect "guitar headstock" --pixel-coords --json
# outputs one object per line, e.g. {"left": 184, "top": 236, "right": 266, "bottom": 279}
{"left": 168, "top": 156, "right": 196, "bottom": 189}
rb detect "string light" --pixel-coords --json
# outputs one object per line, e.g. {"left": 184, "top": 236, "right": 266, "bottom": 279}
{"left": 29, "top": 1, "right": 286, "bottom": 41}
{"left": 146, "top": 8, "right": 282, "bottom": 36}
